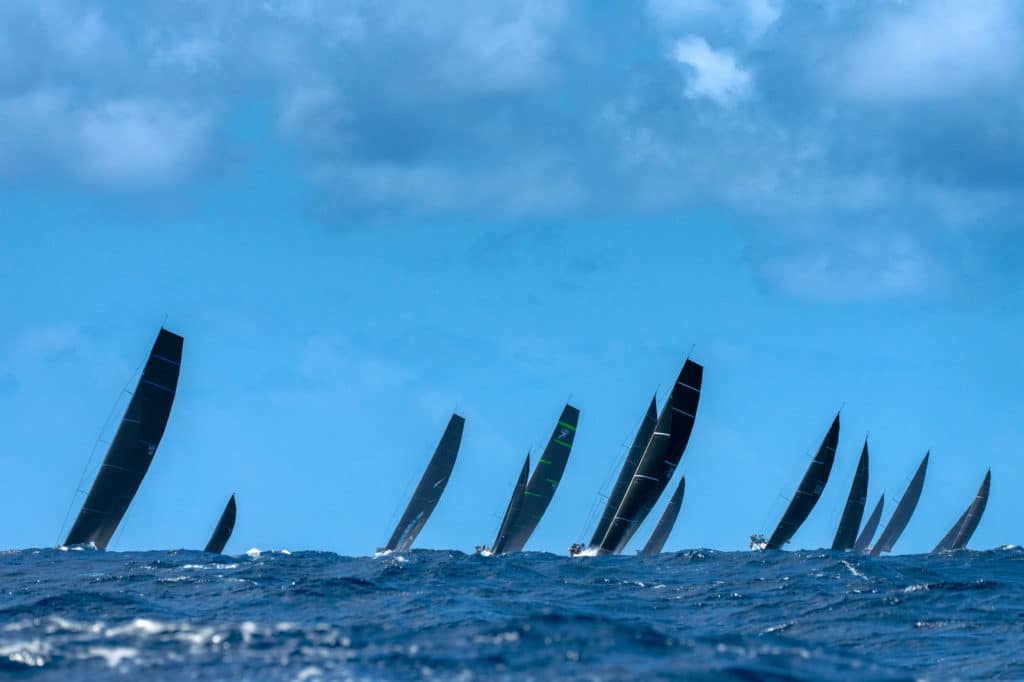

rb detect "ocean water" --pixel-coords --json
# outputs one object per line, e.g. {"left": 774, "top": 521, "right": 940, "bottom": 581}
{"left": 0, "top": 547, "right": 1021, "bottom": 680}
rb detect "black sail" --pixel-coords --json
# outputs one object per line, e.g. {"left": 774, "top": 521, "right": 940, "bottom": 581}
{"left": 765, "top": 413, "right": 840, "bottom": 550}
{"left": 870, "top": 452, "right": 929, "bottom": 556}
{"left": 597, "top": 360, "right": 703, "bottom": 555}
{"left": 384, "top": 414, "right": 465, "bottom": 552}
{"left": 204, "top": 494, "right": 237, "bottom": 554}
{"left": 853, "top": 494, "right": 884, "bottom": 552}
{"left": 65, "top": 328, "right": 184, "bottom": 550}
{"left": 933, "top": 469, "right": 990, "bottom": 552}
{"left": 588, "top": 396, "right": 658, "bottom": 549}
{"left": 491, "top": 453, "right": 530, "bottom": 552}
{"left": 639, "top": 476, "right": 685, "bottom": 556}
{"left": 831, "top": 440, "right": 869, "bottom": 550}
{"left": 950, "top": 469, "right": 990, "bottom": 550}
{"left": 491, "top": 405, "right": 579, "bottom": 554}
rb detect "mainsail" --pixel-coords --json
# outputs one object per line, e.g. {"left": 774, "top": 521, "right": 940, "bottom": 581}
{"left": 763, "top": 413, "right": 840, "bottom": 550}
{"left": 65, "top": 328, "right": 184, "bottom": 550}
{"left": 491, "top": 405, "right": 580, "bottom": 554}
{"left": 596, "top": 359, "right": 703, "bottom": 555}
{"left": 204, "top": 494, "right": 237, "bottom": 554}
{"left": 383, "top": 413, "right": 465, "bottom": 552}
{"left": 587, "top": 396, "right": 658, "bottom": 549}
{"left": 831, "top": 439, "right": 869, "bottom": 550}
{"left": 933, "top": 469, "right": 990, "bottom": 552}
{"left": 853, "top": 494, "right": 884, "bottom": 552}
{"left": 870, "top": 452, "right": 929, "bottom": 556}
{"left": 639, "top": 476, "right": 685, "bottom": 556}
{"left": 491, "top": 453, "right": 530, "bottom": 553}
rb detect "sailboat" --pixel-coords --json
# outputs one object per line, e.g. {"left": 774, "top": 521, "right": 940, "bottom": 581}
{"left": 487, "top": 404, "right": 580, "bottom": 555}
{"left": 64, "top": 328, "right": 184, "bottom": 550}
{"left": 204, "top": 494, "right": 236, "bottom": 554}
{"left": 869, "top": 452, "right": 928, "bottom": 556}
{"left": 852, "top": 494, "right": 884, "bottom": 552}
{"left": 932, "top": 469, "right": 990, "bottom": 552}
{"left": 751, "top": 413, "right": 839, "bottom": 551}
{"left": 638, "top": 476, "right": 685, "bottom": 556}
{"left": 831, "top": 439, "right": 869, "bottom": 550}
{"left": 594, "top": 359, "right": 703, "bottom": 555}
{"left": 380, "top": 413, "right": 465, "bottom": 553}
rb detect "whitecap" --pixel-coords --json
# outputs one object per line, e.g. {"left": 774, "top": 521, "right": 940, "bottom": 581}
{"left": 87, "top": 646, "right": 138, "bottom": 667}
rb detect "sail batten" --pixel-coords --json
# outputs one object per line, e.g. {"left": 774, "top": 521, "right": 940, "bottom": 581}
{"left": 870, "top": 452, "right": 929, "bottom": 556}
{"left": 597, "top": 360, "right": 703, "bottom": 555}
{"left": 764, "top": 413, "right": 840, "bottom": 550}
{"left": 491, "top": 405, "right": 579, "bottom": 554}
{"left": 204, "top": 495, "right": 236, "bottom": 554}
{"left": 639, "top": 476, "right": 686, "bottom": 556}
{"left": 832, "top": 440, "right": 869, "bottom": 550}
{"left": 64, "top": 328, "right": 184, "bottom": 550}
{"left": 384, "top": 414, "right": 464, "bottom": 552}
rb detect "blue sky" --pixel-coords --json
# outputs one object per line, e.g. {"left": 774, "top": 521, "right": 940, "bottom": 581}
{"left": 1, "top": 0, "right": 1021, "bottom": 555}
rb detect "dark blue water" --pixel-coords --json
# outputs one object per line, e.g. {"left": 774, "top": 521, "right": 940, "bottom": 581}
{"left": 1, "top": 547, "right": 1021, "bottom": 680}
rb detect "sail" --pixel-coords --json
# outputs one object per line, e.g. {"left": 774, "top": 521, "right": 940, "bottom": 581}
{"left": 587, "top": 396, "right": 658, "bottom": 549}
{"left": 933, "top": 470, "right": 990, "bottom": 552}
{"left": 853, "top": 494, "right": 884, "bottom": 552}
{"left": 491, "top": 405, "right": 579, "bottom": 554}
{"left": 870, "top": 452, "right": 929, "bottom": 556}
{"left": 950, "top": 469, "right": 990, "bottom": 550}
{"left": 491, "top": 453, "right": 530, "bottom": 552}
{"left": 204, "top": 494, "right": 237, "bottom": 554}
{"left": 831, "top": 440, "right": 869, "bottom": 550}
{"left": 65, "top": 328, "right": 184, "bottom": 550}
{"left": 596, "top": 359, "right": 703, "bottom": 555}
{"left": 932, "top": 506, "right": 969, "bottom": 553}
{"left": 639, "top": 476, "right": 685, "bottom": 556}
{"left": 384, "top": 414, "right": 465, "bottom": 552}
{"left": 765, "top": 413, "right": 840, "bottom": 550}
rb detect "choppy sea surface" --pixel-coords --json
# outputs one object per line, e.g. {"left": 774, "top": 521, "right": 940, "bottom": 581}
{"left": 0, "top": 547, "right": 1021, "bottom": 680}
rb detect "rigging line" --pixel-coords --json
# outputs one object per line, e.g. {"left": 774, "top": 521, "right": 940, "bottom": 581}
{"left": 56, "top": 357, "right": 146, "bottom": 546}
{"left": 578, "top": 399, "right": 652, "bottom": 541}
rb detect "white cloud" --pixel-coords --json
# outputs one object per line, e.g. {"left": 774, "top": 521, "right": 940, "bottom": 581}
{"left": 647, "top": 0, "right": 782, "bottom": 39}
{"left": 840, "top": 0, "right": 1023, "bottom": 101}
{"left": 75, "top": 99, "right": 212, "bottom": 186}
{"left": 672, "top": 35, "right": 753, "bottom": 106}
{"left": 763, "top": 233, "right": 935, "bottom": 300}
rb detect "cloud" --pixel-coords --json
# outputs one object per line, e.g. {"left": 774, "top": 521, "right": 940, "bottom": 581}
{"left": 671, "top": 35, "right": 753, "bottom": 106}
{"left": 838, "top": 0, "right": 1024, "bottom": 102}
{"left": 647, "top": 0, "right": 782, "bottom": 39}
{"left": 0, "top": 1, "right": 1022, "bottom": 301}
{"left": 762, "top": 233, "right": 936, "bottom": 301}
{"left": 75, "top": 98, "right": 211, "bottom": 186}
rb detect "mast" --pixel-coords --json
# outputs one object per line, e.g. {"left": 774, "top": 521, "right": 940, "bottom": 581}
{"left": 853, "top": 493, "right": 884, "bottom": 552}
{"left": 639, "top": 476, "right": 685, "bottom": 556}
{"left": 204, "top": 494, "right": 236, "bottom": 554}
{"left": 65, "top": 328, "right": 184, "bottom": 550}
{"left": 933, "top": 469, "right": 990, "bottom": 552}
{"left": 831, "top": 439, "right": 869, "bottom": 550}
{"left": 383, "top": 414, "right": 465, "bottom": 552}
{"left": 587, "top": 396, "right": 658, "bottom": 549}
{"left": 596, "top": 359, "right": 703, "bottom": 555}
{"left": 764, "top": 412, "right": 840, "bottom": 550}
{"left": 491, "top": 453, "right": 530, "bottom": 553}
{"left": 491, "top": 405, "right": 580, "bottom": 554}
{"left": 870, "top": 452, "right": 929, "bottom": 556}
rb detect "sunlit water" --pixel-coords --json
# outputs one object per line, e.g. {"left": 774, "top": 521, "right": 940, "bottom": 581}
{"left": 1, "top": 546, "right": 1021, "bottom": 680}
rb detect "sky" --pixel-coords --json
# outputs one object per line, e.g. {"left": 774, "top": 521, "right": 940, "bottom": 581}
{"left": 1, "top": 0, "right": 1021, "bottom": 556}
